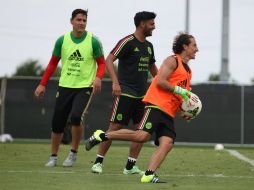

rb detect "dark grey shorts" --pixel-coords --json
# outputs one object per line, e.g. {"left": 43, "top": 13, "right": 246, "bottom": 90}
{"left": 52, "top": 86, "right": 93, "bottom": 133}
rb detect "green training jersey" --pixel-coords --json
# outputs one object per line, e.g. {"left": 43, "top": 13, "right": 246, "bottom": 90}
{"left": 52, "top": 31, "right": 104, "bottom": 88}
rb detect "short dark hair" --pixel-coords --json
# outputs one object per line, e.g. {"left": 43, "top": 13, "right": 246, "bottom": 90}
{"left": 71, "top": 9, "right": 88, "bottom": 20}
{"left": 134, "top": 11, "right": 156, "bottom": 27}
{"left": 172, "top": 32, "right": 194, "bottom": 54}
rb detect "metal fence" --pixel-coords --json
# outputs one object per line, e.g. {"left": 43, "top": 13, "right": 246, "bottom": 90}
{"left": 0, "top": 77, "right": 253, "bottom": 144}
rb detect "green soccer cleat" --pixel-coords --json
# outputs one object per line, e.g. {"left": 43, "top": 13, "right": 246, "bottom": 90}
{"left": 123, "top": 166, "right": 144, "bottom": 175}
{"left": 91, "top": 163, "right": 103, "bottom": 174}
{"left": 141, "top": 174, "right": 166, "bottom": 183}
{"left": 85, "top": 130, "right": 104, "bottom": 151}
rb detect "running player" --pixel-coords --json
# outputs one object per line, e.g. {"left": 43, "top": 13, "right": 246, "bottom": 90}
{"left": 86, "top": 32, "right": 198, "bottom": 183}
{"left": 90, "top": 11, "right": 158, "bottom": 175}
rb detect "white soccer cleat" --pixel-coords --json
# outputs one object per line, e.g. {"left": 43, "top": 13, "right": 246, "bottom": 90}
{"left": 62, "top": 152, "right": 77, "bottom": 167}
{"left": 45, "top": 156, "right": 57, "bottom": 167}
{"left": 91, "top": 163, "right": 103, "bottom": 174}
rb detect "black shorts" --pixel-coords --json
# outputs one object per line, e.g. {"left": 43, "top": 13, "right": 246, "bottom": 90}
{"left": 138, "top": 106, "right": 176, "bottom": 145}
{"left": 52, "top": 86, "right": 93, "bottom": 133}
{"left": 110, "top": 95, "right": 144, "bottom": 126}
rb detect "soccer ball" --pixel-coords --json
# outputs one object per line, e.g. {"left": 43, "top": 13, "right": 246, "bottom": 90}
{"left": 0, "top": 134, "right": 13, "bottom": 143}
{"left": 180, "top": 93, "right": 202, "bottom": 118}
{"left": 214, "top": 143, "right": 224, "bottom": 151}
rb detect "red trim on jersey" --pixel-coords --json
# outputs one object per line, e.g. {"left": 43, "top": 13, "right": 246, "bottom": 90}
{"left": 137, "top": 108, "right": 150, "bottom": 130}
{"left": 96, "top": 56, "right": 106, "bottom": 80}
{"left": 111, "top": 34, "right": 133, "bottom": 55}
{"left": 110, "top": 96, "right": 120, "bottom": 121}
{"left": 40, "top": 56, "right": 60, "bottom": 86}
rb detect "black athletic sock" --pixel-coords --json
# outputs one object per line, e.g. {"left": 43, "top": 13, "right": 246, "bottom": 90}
{"left": 94, "top": 155, "right": 104, "bottom": 164}
{"left": 125, "top": 157, "right": 136, "bottom": 170}
{"left": 51, "top": 154, "right": 57, "bottom": 157}
{"left": 99, "top": 133, "right": 108, "bottom": 141}
{"left": 71, "top": 149, "right": 77, "bottom": 153}
{"left": 145, "top": 170, "right": 155, "bottom": 175}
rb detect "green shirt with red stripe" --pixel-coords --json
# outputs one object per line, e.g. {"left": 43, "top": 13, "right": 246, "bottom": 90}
{"left": 53, "top": 31, "right": 104, "bottom": 88}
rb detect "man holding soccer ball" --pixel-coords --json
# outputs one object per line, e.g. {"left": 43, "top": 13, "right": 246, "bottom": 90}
{"left": 85, "top": 32, "right": 198, "bottom": 183}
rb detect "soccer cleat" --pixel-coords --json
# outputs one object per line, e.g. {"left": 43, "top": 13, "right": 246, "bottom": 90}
{"left": 123, "top": 166, "right": 145, "bottom": 175}
{"left": 91, "top": 163, "right": 103, "bottom": 174}
{"left": 45, "top": 156, "right": 57, "bottom": 167}
{"left": 141, "top": 174, "right": 166, "bottom": 183}
{"left": 85, "top": 130, "right": 104, "bottom": 151}
{"left": 62, "top": 151, "right": 77, "bottom": 167}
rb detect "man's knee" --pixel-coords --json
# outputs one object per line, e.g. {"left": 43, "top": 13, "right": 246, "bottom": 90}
{"left": 159, "top": 137, "right": 174, "bottom": 152}
{"left": 108, "top": 122, "right": 122, "bottom": 131}
{"left": 136, "top": 131, "right": 151, "bottom": 143}
{"left": 52, "top": 125, "right": 64, "bottom": 133}
{"left": 70, "top": 115, "right": 82, "bottom": 126}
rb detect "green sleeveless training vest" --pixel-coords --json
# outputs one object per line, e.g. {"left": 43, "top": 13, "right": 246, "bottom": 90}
{"left": 59, "top": 32, "right": 96, "bottom": 88}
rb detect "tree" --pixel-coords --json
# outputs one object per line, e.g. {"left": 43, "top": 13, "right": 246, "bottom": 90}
{"left": 251, "top": 78, "right": 254, "bottom": 84}
{"left": 13, "top": 59, "right": 61, "bottom": 77}
{"left": 208, "top": 73, "right": 220, "bottom": 81}
{"left": 13, "top": 59, "right": 44, "bottom": 76}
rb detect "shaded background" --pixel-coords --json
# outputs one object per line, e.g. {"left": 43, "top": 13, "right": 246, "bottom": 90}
{"left": 2, "top": 78, "right": 254, "bottom": 144}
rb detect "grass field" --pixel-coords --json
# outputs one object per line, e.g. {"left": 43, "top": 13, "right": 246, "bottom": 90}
{"left": 0, "top": 141, "right": 254, "bottom": 190}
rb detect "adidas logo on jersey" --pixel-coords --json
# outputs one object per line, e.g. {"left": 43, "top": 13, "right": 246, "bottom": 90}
{"left": 68, "top": 49, "right": 84, "bottom": 61}
{"left": 134, "top": 47, "right": 139, "bottom": 52}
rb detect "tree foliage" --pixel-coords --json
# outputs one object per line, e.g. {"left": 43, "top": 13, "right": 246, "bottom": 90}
{"left": 208, "top": 73, "right": 220, "bottom": 81}
{"left": 13, "top": 59, "right": 121, "bottom": 79}
{"left": 251, "top": 78, "right": 254, "bottom": 84}
{"left": 13, "top": 60, "right": 43, "bottom": 76}
{"left": 13, "top": 59, "right": 61, "bottom": 77}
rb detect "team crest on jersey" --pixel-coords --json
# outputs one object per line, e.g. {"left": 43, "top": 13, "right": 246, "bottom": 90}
{"left": 147, "top": 47, "right": 152, "bottom": 55}
{"left": 117, "top": 114, "right": 123, "bottom": 121}
{"left": 145, "top": 122, "right": 152, "bottom": 129}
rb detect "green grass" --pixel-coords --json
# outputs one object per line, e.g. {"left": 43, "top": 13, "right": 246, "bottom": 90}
{"left": 0, "top": 142, "right": 254, "bottom": 190}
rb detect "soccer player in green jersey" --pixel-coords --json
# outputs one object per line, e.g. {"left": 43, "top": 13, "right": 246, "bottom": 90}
{"left": 90, "top": 11, "right": 158, "bottom": 175}
{"left": 34, "top": 9, "right": 105, "bottom": 167}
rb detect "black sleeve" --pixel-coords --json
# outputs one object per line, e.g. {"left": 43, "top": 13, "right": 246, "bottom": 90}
{"left": 149, "top": 43, "right": 156, "bottom": 65}
{"left": 110, "top": 36, "right": 132, "bottom": 59}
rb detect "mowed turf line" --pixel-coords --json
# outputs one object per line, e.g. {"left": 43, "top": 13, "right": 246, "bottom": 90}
{"left": 0, "top": 142, "right": 254, "bottom": 190}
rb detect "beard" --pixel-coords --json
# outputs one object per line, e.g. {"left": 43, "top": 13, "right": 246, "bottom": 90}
{"left": 144, "top": 30, "right": 153, "bottom": 37}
